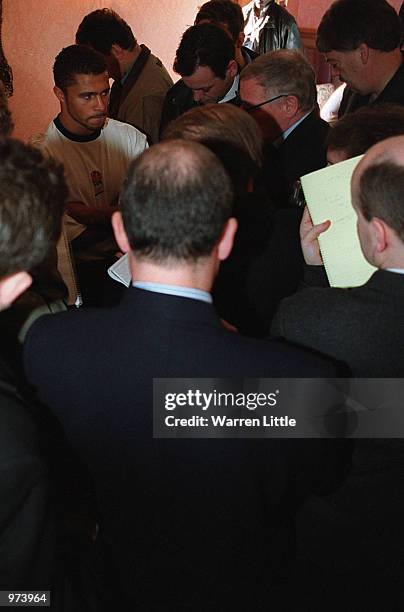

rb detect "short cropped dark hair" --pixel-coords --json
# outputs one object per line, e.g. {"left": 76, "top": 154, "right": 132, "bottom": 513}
{"left": 358, "top": 161, "right": 404, "bottom": 243}
{"left": 317, "top": 0, "right": 401, "bottom": 53}
{"left": 174, "top": 23, "right": 235, "bottom": 78}
{"left": 327, "top": 104, "right": 404, "bottom": 159}
{"left": 0, "top": 139, "right": 67, "bottom": 276}
{"left": 53, "top": 44, "right": 107, "bottom": 91}
{"left": 195, "top": 0, "right": 244, "bottom": 43}
{"left": 76, "top": 9, "right": 136, "bottom": 54}
{"left": 120, "top": 140, "right": 233, "bottom": 262}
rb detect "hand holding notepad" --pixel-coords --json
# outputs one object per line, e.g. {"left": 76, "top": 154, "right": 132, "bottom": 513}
{"left": 300, "top": 206, "right": 331, "bottom": 266}
{"left": 300, "top": 155, "right": 377, "bottom": 288}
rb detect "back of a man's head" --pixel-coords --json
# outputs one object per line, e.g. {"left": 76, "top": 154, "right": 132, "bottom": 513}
{"left": 327, "top": 104, "right": 404, "bottom": 162}
{"left": 241, "top": 49, "right": 317, "bottom": 113}
{"left": 76, "top": 9, "right": 136, "bottom": 55}
{"left": 0, "top": 139, "right": 66, "bottom": 279}
{"left": 354, "top": 136, "right": 404, "bottom": 245}
{"left": 174, "top": 23, "right": 235, "bottom": 78}
{"left": 317, "top": 0, "right": 401, "bottom": 53}
{"left": 195, "top": 0, "right": 244, "bottom": 43}
{"left": 53, "top": 44, "right": 107, "bottom": 91}
{"left": 162, "top": 103, "right": 262, "bottom": 195}
{"left": 120, "top": 140, "right": 233, "bottom": 263}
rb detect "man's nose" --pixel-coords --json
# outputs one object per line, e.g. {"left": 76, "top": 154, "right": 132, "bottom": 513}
{"left": 94, "top": 95, "right": 107, "bottom": 111}
{"left": 330, "top": 65, "right": 340, "bottom": 79}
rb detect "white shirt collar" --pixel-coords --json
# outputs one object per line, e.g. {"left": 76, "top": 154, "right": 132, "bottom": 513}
{"left": 386, "top": 268, "right": 404, "bottom": 275}
{"left": 219, "top": 74, "right": 239, "bottom": 104}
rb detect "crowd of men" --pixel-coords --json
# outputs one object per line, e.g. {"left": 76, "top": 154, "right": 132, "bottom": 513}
{"left": 1, "top": 0, "right": 404, "bottom": 609}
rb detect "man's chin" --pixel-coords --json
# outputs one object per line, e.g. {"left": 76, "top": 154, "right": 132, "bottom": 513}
{"left": 87, "top": 117, "right": 107, "bottom": 130}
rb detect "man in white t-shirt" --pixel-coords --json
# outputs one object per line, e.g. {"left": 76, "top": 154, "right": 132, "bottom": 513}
{"left": 38, "top": 44, "right": 147, "bottom": 306}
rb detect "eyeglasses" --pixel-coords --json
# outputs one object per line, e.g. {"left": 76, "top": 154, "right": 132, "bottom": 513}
{"left": 241, "top": 93, "right": 295, "bottom": 112}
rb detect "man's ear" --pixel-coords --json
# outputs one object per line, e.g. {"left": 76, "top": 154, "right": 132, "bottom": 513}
{"left": 359, "top": 43, "right": 370, "bottom": 65}
{"left": 54, "top": 85, "right": 65, "bottom": 104}
{"left": 217, "top": 217, "right": 238, "bottom": 262}
{"left": 372, "top": 217, "right": 388, "bottom": 253}
{"left": 236, "top": 32, "right": 245, "bottom": 49}
{"left": 0, "top": 271, "right": 32, "bottom": 310}
{"left": 110, "top": 43, "right": 125, "bottom": 61}
{"left": 283, "top": 94, "right": 299, "bottom": 117}
{"left": 112, "top": 211, "right": 131, "bottom": 254}
{"left": 226, "top": 59, "right": 239, "bottom": 79}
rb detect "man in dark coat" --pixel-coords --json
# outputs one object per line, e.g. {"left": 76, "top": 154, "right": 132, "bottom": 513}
{"left": 160, "top": 23, "right": 240, "bottom": 134}
{"left": 243, "top": 0, "right": 301, "bottom": 54}
{"left": 24, "top": 140, "right": 350, "bottom": 609}
{"left": 317, "top": 0, "right": 404, "bottom": 118}
{"left": 240, "top": 49, "right": 329, "bottom": 208}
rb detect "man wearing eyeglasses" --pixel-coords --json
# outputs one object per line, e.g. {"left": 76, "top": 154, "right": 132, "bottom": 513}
{"left": 240, "top": 49, "right": 329, "bottom": 208}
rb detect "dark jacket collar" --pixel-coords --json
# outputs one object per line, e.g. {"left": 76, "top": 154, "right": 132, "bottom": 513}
{"left": 118, "top": 286, "right": 223, "bottom": 327}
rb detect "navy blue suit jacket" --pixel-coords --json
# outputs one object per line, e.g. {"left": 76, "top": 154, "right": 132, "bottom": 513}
{"left": 24, "top": 288, "right": 350, "bottom": 609}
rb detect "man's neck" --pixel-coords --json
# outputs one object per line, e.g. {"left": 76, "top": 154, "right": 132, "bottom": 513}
{"left": 57, "top": 112, "right": 99, "bottom": 139}
{"left": 128, "top": 252, "right": 216, "bottom": 293}
{"left": 254, "top": 0, "right": 273, "bottom": 15}
{"left": 119, "top": 43, "right": 142, "bottom": 79}
{"left": 380, "top": 256, "right": 404, "bottom": 271}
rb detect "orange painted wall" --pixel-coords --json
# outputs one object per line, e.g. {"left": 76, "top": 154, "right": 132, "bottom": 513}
{"left": 294, "top": 0, "right": 401, "bottom": 29}
{"left": 4, "top": 0, "right": 404, "bottom": 141}
{"left": 3, "top": 0, "right": 200, "bottom": 141}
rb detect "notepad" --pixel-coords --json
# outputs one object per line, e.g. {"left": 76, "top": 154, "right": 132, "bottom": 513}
{"left": 108, "top": 253, "right": 131, "bottom": 287}
{"left": 300, "top": 155, "right": 376, "bottom": 288}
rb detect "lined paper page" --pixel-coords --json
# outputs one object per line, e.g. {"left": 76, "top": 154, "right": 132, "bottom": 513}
{"left": 301, "top": 155, "right": 376, "bottom": 288}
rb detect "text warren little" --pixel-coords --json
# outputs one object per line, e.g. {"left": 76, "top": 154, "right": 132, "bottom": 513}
{"left": 165, "top": 415, "right": 296, "bottom": 427}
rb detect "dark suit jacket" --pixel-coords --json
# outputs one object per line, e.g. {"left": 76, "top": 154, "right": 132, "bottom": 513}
{"left": 24, "top": 288, "right": 350, "bottom": 609}
{"left": 258, "top": 111, "right": 329, "bottom": 209}
{"left": 271, "top": 267, "right": 404, "bottom": 377}
{"left": 272, "top": 268, "right": 404, "bottom": 605}
{"left": 339, "top": 58, "right": 404, "bottom": 117}
{"left": 0, "top": 356, "right": 57, "bottom": 591}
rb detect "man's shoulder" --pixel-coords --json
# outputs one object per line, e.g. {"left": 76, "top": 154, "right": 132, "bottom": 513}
{"left": 102, "top": 117, "right": 148, "bottom": 148}
{"left": 31, "top": 120, "right": 61, "bottom": 150}
{"left": 296, "top": 112, "right": 329, "bottom": 140}
{"left": 378, "top": 58, "right": 404, "bottom": 104}
{"left": 271, "top": 271, "right": 391, "bottom": 344}
{"left": 282, "top": 112, "right": 328, "bottom": 176}
{"left": 143, "top": 52, "right": 173, "bottom": 88}
{"left": 222, "top": 331, "right": 339, "bottom": 377}
{"left": 23, "top": 292, "right": 338, "bottom": 380}
{"left": 165, "top": 78, "right": 190, "bottom": 100}
{"left": 160, "top": 80, "right": 196, "bottom": 134}
{"left": 103, "top": 117, "right": 146, "bottom": 138}
{"left": 270, "top": 1, "right": 298, "bottom": 25}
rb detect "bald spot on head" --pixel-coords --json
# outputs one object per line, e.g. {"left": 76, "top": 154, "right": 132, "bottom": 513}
{"left": 120, "top": 139, "right": 234, "bottom": 262}
{"left": 351, "top": 135, "right": 404, "bottom": 247}
{"left": 352, "top": 134, "right": 404, "bottom": 201}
